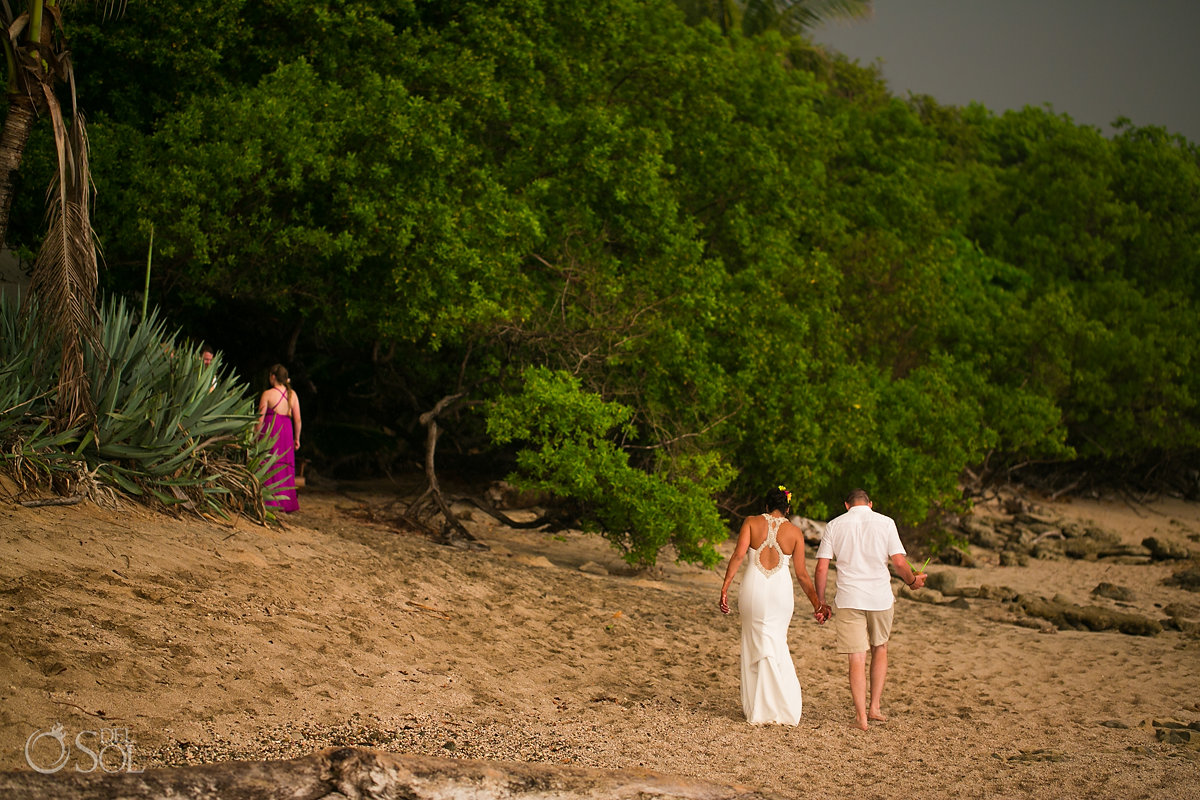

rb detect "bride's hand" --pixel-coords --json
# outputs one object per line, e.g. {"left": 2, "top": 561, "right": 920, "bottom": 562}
{"left": 719, "top": 594, "right": 730, "bottom": 615}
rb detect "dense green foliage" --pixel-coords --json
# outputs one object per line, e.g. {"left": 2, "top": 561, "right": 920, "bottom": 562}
{"left": 487, "top": 367, "right": 733, "bottom": 566}
{"left": 0, "top": 295, "right": 277, "bottom": 518}
{"left": 4, "top": 0, "right": 1197, "bottom": 563}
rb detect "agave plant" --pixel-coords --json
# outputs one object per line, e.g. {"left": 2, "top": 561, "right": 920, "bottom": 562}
{"left": 0, "top": 292, "right": 279, "bottom": 519}
{"left": 85, "top": 296, "right": 281, "bottom": 517}
{"left": 0, "top": 288, "right": 86, "bottom": 492}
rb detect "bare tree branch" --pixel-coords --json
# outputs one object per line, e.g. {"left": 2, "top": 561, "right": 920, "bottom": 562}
{"left": 406, "top": 392, "right": 487, "bottom": 550}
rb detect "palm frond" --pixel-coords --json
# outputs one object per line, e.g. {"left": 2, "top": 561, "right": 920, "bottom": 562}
{"left": 26, "top": 72, "right": 101, "bottom": 430}
{"left": 98, "top": 1, "right": 128, "bottom": 20}
{"left": 776, "top": 0, "right": 872, "bottom": 36}
{"left": 698, "top": 0, "right": 872, "bottom": 37}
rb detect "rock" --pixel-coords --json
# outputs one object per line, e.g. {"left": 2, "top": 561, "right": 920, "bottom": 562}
{"left": 1003, "top": 496, "right": 1030, "bottom": 515}
{"left": 514, "top": 555, "right": 556, "bottom": 569}
{"left": 1063, "top": 538, "right": 1102, "bottom": 560}
{"left": 1062, "top": 538, "right": 1149, "bottom": 560}
{"left": 1142, "top": 537, "right": 1191, "bottom": 560}
{"left": 1014, "top": 510, "right": 1058, "bottom": 527}
{"left": 959, "top": 517, "right": 1004, "bottom": 549}
{"left": 978, "top": 584, "right": 1018, "bottom": 602}
{"left": 1012, "top": 616, "right": 1055, "bottom": 632}
{"left": 1156, "top": 728, "right": 1200, "bottom": 748}
{"left": 1100, "top": 720, "right": 1129, "bottom": 729}
{"left": 1091, "top": 582, "right": 1135, "bottom": 602}
{"left": 924, "top": 570, "right": 957, "bottom": 594}
{"left": 936, "top": 547, "right": 977, "bottom": 568}
{"left": 578, "top": 561, "right": 609, "bottom": 576}
{"left": 1163, "top": 617, "right": 1200, "bottom": 635}
{"left": 1163, "top": 603, "right": 1199, "bottom": 621}
{"left": 1032, "top": 539, "right": 1064, "bottom": 559}
{"left": 1167, "top": 567, "right": 1200, "bottom": 592}
{"left": 1085, "top": 526, "right": 1122, "bottom": 546}
{"left": 1060, "top": 521, "right": 1087, "bottom": 538}
{"left": 1014, "top": 594, "right": 1162, "bottom": 636}
{"left": 792, "top": 516, "right": 826, "bottom": 546}
{"left": 1152, "top": 719, "right": 1190, "bottom": 729}
{"left": 999, "top": 550, "right": 1021, "bottom": 567}
{"left": 1107, "top": 614, "right": 1163, "bottom": 637}
{"left": 947, "top": 596, "right": 970, "bottom": 610}
{"left": 1011, "top": 524, "right": 1037, "bottom": 546}
{"left": 898, "top": 585, "right": 945, "bottom": 605}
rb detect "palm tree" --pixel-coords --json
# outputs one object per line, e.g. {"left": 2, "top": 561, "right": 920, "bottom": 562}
{"left": 677, "top": 0, "right": 872, "bottom": 37}
{"left": 0, "top": 1, "right": 125, "bottom": 430}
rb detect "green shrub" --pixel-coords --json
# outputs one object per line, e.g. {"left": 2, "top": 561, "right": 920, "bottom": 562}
{"left": 486, "top": 366, "right": 732, "bottom": 567}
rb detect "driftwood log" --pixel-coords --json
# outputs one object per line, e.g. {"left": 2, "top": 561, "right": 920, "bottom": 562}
{"left": 0, "top": 746, "right": 778, "bottom": 800}
{"left": 18, "top": 494, "right": 86, "bottom": 508}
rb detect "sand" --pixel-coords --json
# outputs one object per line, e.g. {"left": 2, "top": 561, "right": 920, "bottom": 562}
{"left": 1, "top": 482, "right": 1198, "bottom": 799}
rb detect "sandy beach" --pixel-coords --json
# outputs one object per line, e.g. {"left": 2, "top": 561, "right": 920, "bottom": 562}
{"left": 1, "top": 481, "right": 1198, "bottom": 798}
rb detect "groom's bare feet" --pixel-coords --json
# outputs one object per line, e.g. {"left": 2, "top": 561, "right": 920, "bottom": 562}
{"left": 852, "top": 714, "right": 869, "bottom": 731}
{"left": 868, "top": 710, "right": 888, "bottom": 722}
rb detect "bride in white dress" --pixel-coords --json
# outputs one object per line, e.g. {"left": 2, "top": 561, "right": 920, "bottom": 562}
{"left": 719, "top": 486, "right": 830, "bottom": 725}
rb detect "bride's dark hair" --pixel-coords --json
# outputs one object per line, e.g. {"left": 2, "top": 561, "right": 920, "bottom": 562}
{"left": 765, "top": 485, "right": 791, "bottom": 514}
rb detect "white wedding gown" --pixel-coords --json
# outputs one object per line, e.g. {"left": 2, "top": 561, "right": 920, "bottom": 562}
{"left": 738, "top": 514, "right": 804, "bottom": 725}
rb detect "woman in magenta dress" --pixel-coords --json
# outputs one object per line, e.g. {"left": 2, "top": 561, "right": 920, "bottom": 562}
{"left": 257, "top": 364, "right": 302, "bottom": 513}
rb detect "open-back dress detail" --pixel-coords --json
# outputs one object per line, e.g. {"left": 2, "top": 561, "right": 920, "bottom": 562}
{"left": 738, "top": 514, "right": 803, "bottom": 724}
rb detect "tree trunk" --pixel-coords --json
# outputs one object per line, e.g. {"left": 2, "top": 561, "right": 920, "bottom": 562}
{"left": 0, "top": 746, "right": 776, "bottom": 799}
{"left": 416, "top": 392, "right": 487, "bottom": 549}
{"left": 0, "top": 93, "right": 40, "bottom": 249}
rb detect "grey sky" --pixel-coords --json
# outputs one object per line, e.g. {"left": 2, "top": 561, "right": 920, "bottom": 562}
{"left": 810, "top": 0, "right": 1200, "bottom": 143}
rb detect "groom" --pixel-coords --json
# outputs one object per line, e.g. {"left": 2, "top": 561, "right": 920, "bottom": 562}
{"left": 815, "top": 489, "right": 925, "bottom": 731}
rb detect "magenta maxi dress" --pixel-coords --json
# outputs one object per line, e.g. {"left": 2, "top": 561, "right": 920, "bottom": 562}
{"left": 260, "top": 387, "right": 299, "bottom": 513}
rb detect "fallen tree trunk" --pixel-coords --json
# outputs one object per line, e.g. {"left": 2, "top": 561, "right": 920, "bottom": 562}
{"left": 0, "top": 746, "right": 775, "bottom": 799}
{"left": 18, "top": 495, "right": 86, "bottom": 508}
{"left": 464, "top": 494, "right": 564, "bottom": 531}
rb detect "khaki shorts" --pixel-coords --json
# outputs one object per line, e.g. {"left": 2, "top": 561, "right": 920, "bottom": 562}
{"left": 834, "top": 606, "right": 894, "bottom": 654}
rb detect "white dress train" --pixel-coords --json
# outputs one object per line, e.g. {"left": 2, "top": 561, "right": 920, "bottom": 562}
{"left": 738, "top": 514, "right": 803, "bottom": 725}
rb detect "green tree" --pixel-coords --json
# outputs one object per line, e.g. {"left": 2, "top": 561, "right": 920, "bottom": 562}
{"left": 39, "top": 0, "right": 1200, "bottom": 550}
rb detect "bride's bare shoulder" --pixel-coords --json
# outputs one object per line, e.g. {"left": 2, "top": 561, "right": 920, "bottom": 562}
{"left": 779, "top": 519, "right": 805, "bottom": 543}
